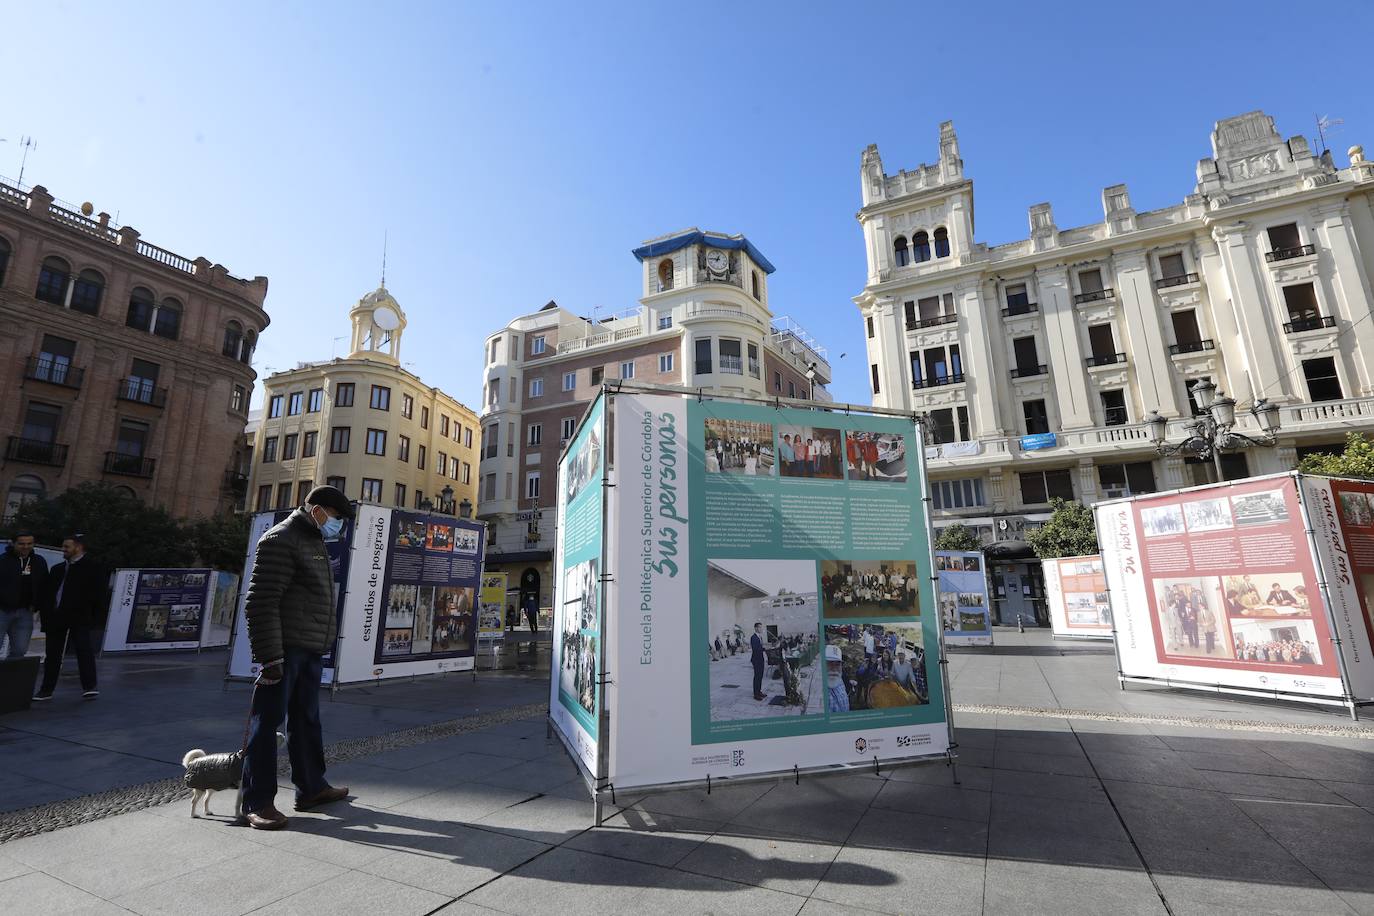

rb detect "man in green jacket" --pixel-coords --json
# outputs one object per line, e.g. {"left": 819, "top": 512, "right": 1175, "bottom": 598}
{"left": 240, "top": 486, "right": 354, "bottom": 830}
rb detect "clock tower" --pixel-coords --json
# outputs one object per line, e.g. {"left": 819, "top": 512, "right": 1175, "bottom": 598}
{"left": 348, "top": 286, "right": 407, "bottom": 363}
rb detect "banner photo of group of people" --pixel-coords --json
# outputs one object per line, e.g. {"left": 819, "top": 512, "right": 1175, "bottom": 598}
{"left": 550, "top": 397, "right": 605, "bottom": 779}
{"left": 1043, "top": 556, "right": 1114, "bottom": 639}
{"left": 478, "top": 572, "right": 508, "bottom": 641}
{"left": 936, "top": 551, "right": 992, "bottom": 646}
{"left": 1098, "top": 473, "right": 1374, "bottom": 704}
{"left": 600, "top": 388, "right": 948, "bottom": 793}
{"left": 105, "top": 568, "right": 236, "bottom": 652}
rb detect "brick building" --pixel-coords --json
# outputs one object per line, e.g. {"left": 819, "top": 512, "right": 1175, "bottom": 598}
{"left": 0, "top": 179, "right": 268, "bottom": 521}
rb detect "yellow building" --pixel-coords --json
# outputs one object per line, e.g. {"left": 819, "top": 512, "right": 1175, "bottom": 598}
{"left": 245, "top": 287, "right": 479, "bottom": 516}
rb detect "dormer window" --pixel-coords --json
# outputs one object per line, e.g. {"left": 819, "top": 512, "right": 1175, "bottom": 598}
{"left": 893, "top": 235, "right": 910, "bottom": 267}
{"left": 913, "top": 231, "right": 931, "bottom": 263}
{"left": 933, "top": 227, "right": 950, "bottom": 259}
{"left": 657, "top": 259, "right": 674, "bottom": 292}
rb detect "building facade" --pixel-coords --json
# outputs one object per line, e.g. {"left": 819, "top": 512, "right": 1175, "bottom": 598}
{"left": 480, "top": 228, "right": 833, "bottom": 620}
{"left": 0, "top": 180, "right": 268, "bottom": 522}
{"left": 856, "top": 113, "right": 1374, "bottom": 624}
{"left": 244, "top": 287, "right": 480, "bottom": 518}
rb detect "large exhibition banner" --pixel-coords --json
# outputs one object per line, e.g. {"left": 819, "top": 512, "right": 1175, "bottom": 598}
{"left": 478, "top": 572, "right": 508, "bottom": 642}
{"left": 1044, "top": 556, "right": 1114, "bottom": 639}
{"left": 1098, "top": 473, "right": 1372, "bottom": 701}
{"left": 937, "top": 551, "right": 992, "bottom": 646}
{"left": 104, "top": 568, "right": 212, "bottom": 651}
{"left": 607, "top": 390, "right": 947, "bottom": 790}
{"left": 1297, "top": 476, "right": 1374, "bottom": 700}
{"left": 550, "top": 396, "right": 605, "bottom": 778}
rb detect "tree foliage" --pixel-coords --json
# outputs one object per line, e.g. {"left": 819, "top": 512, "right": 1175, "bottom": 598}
{"left": 1297, "top": 433, "right": 1374, "bottom": 481}
{"left": 184, "top": 512, "right": 252, "bottom": 572}
{"left": 934, "top": 523, "right": 982, "bottom": 552}
{"left": 1025, "top": 498, "right": 1100, "bottom": 560}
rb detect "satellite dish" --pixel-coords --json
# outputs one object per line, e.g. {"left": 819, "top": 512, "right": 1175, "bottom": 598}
{"left": 373, "top": 305, "right": 400, "bottom": 331}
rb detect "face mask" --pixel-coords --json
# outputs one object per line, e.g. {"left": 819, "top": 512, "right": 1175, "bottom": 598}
{"left": 319, "top": 514, "right": 344, "bottom": 541}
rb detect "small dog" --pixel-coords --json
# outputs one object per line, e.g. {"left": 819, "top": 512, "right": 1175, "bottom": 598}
{"left": 183, "top": 732, "right": 286, "bottom": 817}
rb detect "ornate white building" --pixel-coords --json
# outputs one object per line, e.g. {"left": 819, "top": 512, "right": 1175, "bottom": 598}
{"left": 856, "top": 112, "right": 1374, "bottom": 623}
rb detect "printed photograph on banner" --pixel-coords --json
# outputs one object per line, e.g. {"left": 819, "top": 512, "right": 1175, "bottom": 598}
{"left": 936, "top": 555, "right": 981, "bottom": 572}
{"left": 130, "top": 604, "right": 169, "bottom": 641}
{"left": 822, "top": 623, "right": 928, "bottom": 713}
{"left": 844, "top": 430, "right": 907, "bottom": 483}
{"left": 703, "top": 417, "right": 775, "bottom": 476}
{"left": 395, "top": 518, "right": 427, "bottom": 549}
{"left": 410, "top": 587, "right": 435, "bottom": 654}
{"left": 1064, "top": 590, "right": 1112, "bottom": 628}
{"left": 819, "top": 559, "right": 919, "bottom": 619}
{"left": 939, "top": 594, "right": 987, "bottom": 632}
{"left": 425, "top": 522, "right": 455, "bottom": 551}
{"left": 1222, "top": 572, "right": 1311, "bottom": 617}
{"left": 1141, "top": 504, "right": 1185, "bottom": 538}
{"left": 183, "top": 572, "right": 207, "bottom": 587}
{"left": 1183, "top": 497, "right": 1234, "bottom": 533}
{"left": 776, "top": 425, "right": 843, "bottom": 480}
{"left": 139, "top": 571, "right": 183, "bottom": 590}
{"left": 452, "top": 526, "right": 480, "bottom": 554}
{"left": 384, "top": 584, "right": 419, "bottom": 630}
{"left": 1338, "top": 491, "right": 1374, "bottom": 527}
{"left": 1230, "top": 617, "right": 1323, "bottom": 665}
{"left": 559, "top": 557, "right": 600, "bottom": 721}
{"left": 564, "top": 418, "right": 602, "bottom": 505}
{"left": 166, "top": 604, "right": 201, "bottom": 640}
{"left": 210, "top": 575, "right": 237, "bottom": 627}
{"left": 382, "top": 628, "right": 412, "bottom": 656}
{"left": 431, "top": 586, "right": 474, "bottom": 651}
{"left": 1231, "top": 488, "right": 1290, "bottom": 526}
{"left": 707, "top": 559, "right": 822, "bottom": 722}
{"left": 1156, "top": 577, "right": 1233, "bottom": 660}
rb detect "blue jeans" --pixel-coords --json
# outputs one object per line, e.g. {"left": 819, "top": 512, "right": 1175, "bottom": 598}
{"left": 241, "top": 646, "right": 329, "bottom": 814}
{"left": 0, "top": 608, "right": 34, "bottom": 659}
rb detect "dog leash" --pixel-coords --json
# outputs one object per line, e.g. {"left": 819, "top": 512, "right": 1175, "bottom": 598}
{"left": 232, "top": 677, "right": 260, "bottom": 822}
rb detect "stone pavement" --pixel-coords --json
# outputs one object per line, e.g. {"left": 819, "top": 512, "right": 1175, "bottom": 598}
{"left": 1, "top": 628, "right": 1372, "bottom": 915}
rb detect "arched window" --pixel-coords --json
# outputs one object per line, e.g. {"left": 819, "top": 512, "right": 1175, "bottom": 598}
{"left": 111, "top": 485, "right": 138, "bottom": 501}
{"left": 657, "top": 259, "right": 674, "bottom": 292}
{"left": 127, "top": 286, "right": 155, "bottom": 331}
{"left": 70, "top": 269, "right": 104, "bottom": 315}
{"left": 893, "top": 236, "right": 910, "bottom": 267}
{"left": 223, "top": 321, "right": 244, "bottom": 358}
{"left": 751, "top": 270, "right": 761, "bottom": 300}
{"left": 913, "top": 231, "right": 931, "bottom": 263}
{"left": 3, "top": 474, "right": 46, "bottom": 523}
{"left": 35, "top": 256, "right": 71, "bottom": 304}
{"left": 0, "top": 236, "right": 11, "bottom": 286}
{"left": 934, "top": 226, "right": 951, "bottom": 258}
{"left": 241, "top": 329, "right": 257, "bottom": 364}
{"left": 154, "top": 297, "right": 182, "bottom": 340}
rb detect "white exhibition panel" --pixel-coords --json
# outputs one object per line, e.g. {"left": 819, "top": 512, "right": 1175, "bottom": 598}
{"left": 1044, "top": 555, "right": 1114, "bottom": 640}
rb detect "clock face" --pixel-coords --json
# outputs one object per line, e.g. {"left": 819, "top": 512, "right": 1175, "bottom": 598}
{"left": 706, "top": 250, "right": 727, "bottom": 273}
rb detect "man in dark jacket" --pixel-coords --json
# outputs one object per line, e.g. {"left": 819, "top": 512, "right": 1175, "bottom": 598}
{"left": 240, "top": 486, "right": 353, "bottom": 830}
{"left": 34, "top": 534, "right": 105, "bottom": 700}
{"left": 1, "top": 532, "right": 48, "bottom": 659}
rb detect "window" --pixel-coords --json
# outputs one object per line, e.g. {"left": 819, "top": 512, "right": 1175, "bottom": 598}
{"left": 1012, "top": 336, "right": 1041, "bottom": 376}
{"left": 1079, "top": 268, "right": 1104, "bottom": 294}
{"left": 1158, "top": 252, "right": 1187, "bottom": 279}
{"left": 268, "top": 395, "right": 283, "bottom": 419}
{"left": 913, "top": 231, "right": 931, "bottom": 263}
{"left": 401, "top": 394, "right": 413, "bottom": 418}
{"left": 370, "top": 385, "right": 391, "bottom": 410}
{"left": 420, "top": 406, "right": 429, "bottom": 429}
{"left": 240, "top": 330, "right": 256, "bottom": 365}
{"left": 751, "top": 270, "right": 761, "bottom": 300}
{"left": 1098, "top": 461, "right": 1157, "bottom": 497}
{"left": 933, "top": 226, "right": 950, "bottom": 258}
{"left": 308, "top": 388, "right": 323, "bottom": 412}
{"left": 231, "top": 385, "right": 247, "bottom": 413}
{"left": 484, "top": 424, "right": 498, "bottom": 459}
{"left": 1005, "top": 283, "right": 1031, "bottom": 314}
{"left": 658, "top": 314, "right": 673, "bottom": 330}
{"left": 510, "top": 335, "right": 520, "bottom": 360}
{"left": 415, "top": 490, "right": 425, "bottom": 509}
{"left": 282, "top": 433, "right": 298, "bottom": 461}
{"left": 657, "top": 259, "right": 674, "bottom": 291}
{"left": 1171, "top": 310, "right": 1203, "bottom": 349}
{"left": 529, "top": 378, "right": 544, "bottom": 397}
{"left": 361, "top": 478, "right": 383, "bottom": 503}
{"left": 262, "top": 437, "right": 279, "bottom": 463}
{"left": 116, "top": 419, "right": 149, "bottom": 458}
{"left": 562, "top": 371, "right": 576, "bottom": 391}
{"left": 1019, "top": 469, "right": 1075, "bottom": 504}
{"left": 1268, "top": 222, "right": 1301, "bottom": 251}
{"left": 398, "top": 435, "right": 410, "bottom": 462}
{"left": 591, "top": 366, "right": 604, "bottom": 385}
{"left": 532, "top": 335, "right": 546, "bottom": 355}
{"left": 461, "top": 461, "right": 471, "bottom": 484}
{"left": 1023, "top": 399, "right": 1050, "bottom": 435}
{"left": 449, "top": 455, "right": 459, "bottom": 478}
{"left": 441, "top": 415, "right": 451, "bottom": 437}
{"left": 335, "top": 383, "right": 355, "bottom": 407}
{"left": 365, "top": 428, "right": 386, "bottom": 455}
{"left": 1101, "top": 389, "right": 1128, "bottom": 426}
{"left": 483, "top": 474, "right": 496, "bottom": 501}
{"left": 489, "top": 338, "right": 499, "bottom": 364}
{"left": 22, "top": 402, "right": 61, "bottom": 445}
{"left": 297, "top": 480, "right": 313, "bottom": 505}
{"left": 464, "top": 427, "right": 472, "bottom": 449}
{"left": 788, "top": 380, "right": 796, "bottom": 398}
{"left": 276, "top": 482, "right": 293, "bottom": 510}
{"left": 1283, "top": 283, "right": 1321, "bottom": 323}
{"left": 395, "top": 482, "right": 407, "bottom": 507}
{"left": 621, "top": 360, "right": 635, "bottom": 380}
{"left": 747, "top": 343, "right": 760, "bottom": 378}
{"left": 528, "top": 424, "right": 542, "bottom": 446}
{"left": 525, "top": 471, "right": 541, "bottom": 500}
{"left": 893, "top": 236, "right": 910, "bottom": 267}
{"left": 438, "top": 450, "right": 447, "bottom": 475}
{"left": 659, "top": 353, "right": 674, "bottom": 373}
{"left": 418, "top": 444, "right": 427, "bottom": 470}
{"left": 329, "top": 427, "right": 351, "bottom": 453}
{"left": 695, "top": 338, "right": 713, "bottom": 375}
{"left": 866, "top": 316, "right": 875, "bottom": 338}
{"left": 222, "top": 321, "right": 243, "bottom": 359}
{"left": 912, "top": 344, "right": 962, "bottom": 387}
{"left": 124, "top": 358, "right": 160, "bottom": 404}
{"left": 256, "top": 485, "right": 272, "bottom": 512}
{"left": 287, "top": 391, "right": 303, "bottom": 416}
{"left": 774, "top": 371, "right": 782, "bottom": 393}
{"left": 326, "top": 475, "right": 346, "bottom": 492}
{"left": 919, "top": 295, "right": 942, "bottom": 322}
{"left": 929, "top": 408, "right": 958, "bottom": 444}
{"left": 719, "top": 339, "right": 742, "bottom": 374}
{"left": 932, "top": 478, "right": 987, "bottom": 510}
{"left": 70, "top": 270, "right": 104, "bottom": 315}
{"left": 35, "top": 334, "right": 76, "bottom": 385}
{"left": 561, "top": 417, "right": 575, "bottom": 441}
{"left": 126, "top": 287, "right": 155, "bottom": 330}
{"left": 35, "top": 256, "right": 71, "bottom": 304}
{"left": 870, "top": 364, "right": 880, "bottom": 395}
{"left": 1087, "top": 324, "right": 1117, "bottom": 362}
{"left": 302, "top": 430, "right": 318, "bottom": 457}
{"left": 1303, "top": 358, "right": 1343, "bottom": 402}
{"left": 958, "top": 405, "right": 970, "bottom": 441}
{"left": 154, "top": 298, "right": 181, "bottom": 339}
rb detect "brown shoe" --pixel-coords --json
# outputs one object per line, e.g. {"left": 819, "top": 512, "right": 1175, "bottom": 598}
{"left": 295, "top": 785, "right": 349, "bottom": 811}
{"left": 245, "top": 806, "right": 289, "bottom": 830}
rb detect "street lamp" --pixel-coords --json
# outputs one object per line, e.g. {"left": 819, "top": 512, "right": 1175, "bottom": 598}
{"left": 440, "top": 484, "right": 455, "bottom": 515}
{"left": 1142, "top": 380, "right": 1283, "bottom": 481}
{"left": 458, "top": 497, "right": 473, "bottom": 519}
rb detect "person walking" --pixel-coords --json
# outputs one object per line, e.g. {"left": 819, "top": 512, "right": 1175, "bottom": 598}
{"left": 33, "top": 534, "right": 104, "bottom": 700}
{"left": 0, "top": 531, "right": 48, "bottom": 659}
{"left": 240, "top": 486, "right": 354, "bottom": 830}
{"left": 750, "top": 621, "right": 767, "bottom": 700}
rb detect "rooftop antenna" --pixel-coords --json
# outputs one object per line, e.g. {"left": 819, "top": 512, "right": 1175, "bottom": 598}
{"left": 16, "top": 136, "right": 37, "bottom": 186}
{"left": 331, "top": 336, "right": 346, "bottom": 358}
{"left": 1316, "top": 114, "right": 1344, "bottom": 155}
{"left": 380, "top": 230, "right": 387, "bottom": 288}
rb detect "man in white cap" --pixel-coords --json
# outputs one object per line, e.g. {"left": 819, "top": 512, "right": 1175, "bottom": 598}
{"left": 825, "top": 644, "right": 849, "bottom": 712}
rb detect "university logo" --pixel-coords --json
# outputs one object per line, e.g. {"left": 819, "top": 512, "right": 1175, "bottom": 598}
{"left": 854, "top": 738, "right": 868, "bottom": 754}
{"left": 731, "top": 750, "right": 745, "bottom": 767}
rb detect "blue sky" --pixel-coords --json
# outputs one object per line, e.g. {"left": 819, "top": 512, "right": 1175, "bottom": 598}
{"left": 5, "top": 1, "right": 1371, "bottom": 408}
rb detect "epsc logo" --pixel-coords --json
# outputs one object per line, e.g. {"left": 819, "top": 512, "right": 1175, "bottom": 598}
{"left": 731, "top": 749, "right": 746, "bottom": 768}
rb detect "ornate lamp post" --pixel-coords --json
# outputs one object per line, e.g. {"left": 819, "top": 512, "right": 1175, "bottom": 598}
{"left": 1142, "top": 379, "right": 1282, "bottom": 480}
{"left": 458, "top": 497, "right": 473, "bottom": 519}
{"left": 440, "top": 484, "right": 455, "bottom": 515}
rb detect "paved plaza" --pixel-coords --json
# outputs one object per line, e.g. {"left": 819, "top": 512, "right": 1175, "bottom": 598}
{"left": 1, "top": 629, "right": 1372, "bottom": 915}
{"left": 708, "top": 650, "right": 822, "bottom": 721}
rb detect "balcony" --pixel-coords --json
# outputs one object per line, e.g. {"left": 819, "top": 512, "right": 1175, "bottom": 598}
{"left": 224, "top": 470, "right": 249, "bottom": 494}
{"left": 1073, "top": 288, "right": 1114, "bottom": 304}
{"left": 1154, "top": 273, "right": 1199, "bottom": 290}
{"left": 6, "top": 437, "right": 69, "bottom": 467}
{"left": 1010, "top": 364, "right": 1047, "bottom": 379}
{"left": 1266, "top": 244, "right": 1316, "bottom": 263}
{"left": 117, "top": 379, "right": 168, "bottom": 408}
{"left": 24, "top": 357, "right": 84, "bottom": 389}
{"left": 906, "top": 314, "right": 958, "bottom": 331}
{"left": 1085, "top": 352, "right": 1127, "bottom": 367}
{"left": 1168, "top": 340, "right": 1215, "bottom": 356}
{"left": 912, "top": 373, "right": 965, "bottom": 390}
{"left": 1284, "top": 315, "right": 1336, "bottom": 334}
{"left": 1104, "top": 407, "right": 1129, "bottom": 426}
{"left": 1001, "top": 302, "right": 1039, "bottom": 318}
{"left": 104, "top": 451, "right": 156, "bottom": 478}
{"left": 718, "top": 355, "right": 744, "bottom": 374}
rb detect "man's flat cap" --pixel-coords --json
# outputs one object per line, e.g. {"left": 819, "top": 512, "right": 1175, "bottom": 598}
{"left": 304, "top": 485, "right": 355, "bottom": 519}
